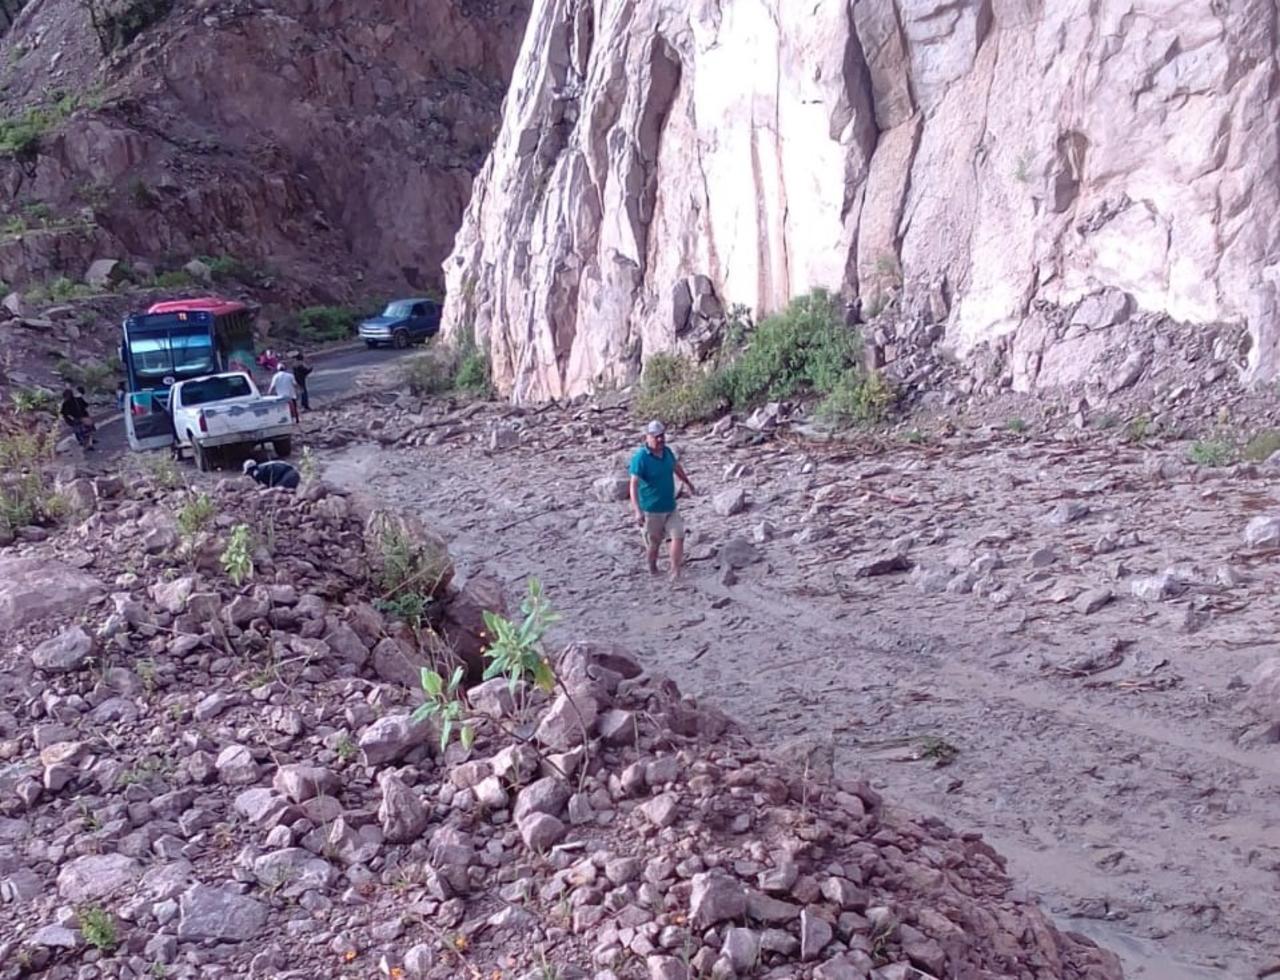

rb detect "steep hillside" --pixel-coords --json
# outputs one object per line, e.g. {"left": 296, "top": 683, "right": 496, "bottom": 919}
{"left": 443, "top": 0, "right": 1278, "bottom": 401}
{"left": 0, "top": 0, "right": 529, "bottom": 307}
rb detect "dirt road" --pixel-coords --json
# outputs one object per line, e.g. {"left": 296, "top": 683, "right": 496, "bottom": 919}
{"left": 324, "top": 402, "right": 1280, "bottom": 980}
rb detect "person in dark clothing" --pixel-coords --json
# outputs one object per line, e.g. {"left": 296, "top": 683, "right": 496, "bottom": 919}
{"left": 293, "top": 354, "right": 313, "bottom": 412}
{"left": 59, "top": 387, "right": 95, "bottom": 451}
{"left": 242, "top": 458, "right": 300, "bottom": 489}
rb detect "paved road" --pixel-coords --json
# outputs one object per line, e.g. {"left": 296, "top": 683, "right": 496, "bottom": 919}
{"left": 95, "top": 343, "right": 418, "bottom": 454}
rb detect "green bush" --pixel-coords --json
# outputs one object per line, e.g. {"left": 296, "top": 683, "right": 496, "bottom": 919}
{"left": 151, "top": 269, "right": 191, "bottom": 288}
{"left": 198, "top": 254, "right": 253, "bottom": 283}
{"left": 814, "top": 370, "right": 896, "bottom": 425}
{"left": 296, "top": 306, "right": 356, "bottom": 343}
{"left": 633, "top": 353, "right": 724, "bottom": 426}
{"left": 0, "top": 107, "right": 53, "bottom": 160}
{"left": 402, "top": 348, "right": 457, "bottom": 396}
{"left": 711, "top": 290, "right": 860, "bottom": 407}
{"left": 454, "top": 336, "right": 491, "bottom": 395}
{"left": 0, "top": 424, "right": 62, "bottom": 534}
{"left": 1188, "top": 439, "right": 1234, "bottom": 468}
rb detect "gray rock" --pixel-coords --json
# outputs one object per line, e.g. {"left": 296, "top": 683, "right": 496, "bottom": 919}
{"left": 517, "top": 812, "right": 566, "bottom": 852}
{"left": 597, "top": 707, "right": 637, "bottom": 746}
{"left": 215, "top": 744, "right": 261, "bottom": 785}
{"left": 593, "top": 475, "right": 631, "bottom": 502}
{"left": 0, "top": 559, "right": 103, "bottom": 633}
{"left": 404, "top": 944, "right": 436, "bottom": 978}
{"left": 1074, "top": 587, "right": 1113, "bottom": 615}
{"left": 721, "top": 927, "right": 761, "bottom": 973}
{"left": 1244, "top": 515, "right": 1280, "bottom": 549}
{"left": 1046, "top": 501, "right": 1090, "bottom": 525}
{"left": 29, "top": 924, "right": 79, "bottom": 949}
{"left": 151, "top": 575, "right": 198, "bottom": 614}
{"left": 639, "top": 792, "right": 679, "bottom": 828}
{"left": 1027, "top": 547, "right": 1058, "bottom": 568}
{"left": 535, "top": 691, "right": 598, "bottom": 750}
{"left": 752, "top": 521, "right": 776, "bottom": 543}
{"left": 359, "top": 714, "right": 429, "bottom": 767}
{"left": 690, "top": 872, "right": 745, "bottom": 928}
{"left": 31, "top": 626, "right": 95, "bottom": 673}
{"left": 718, "top": 536, "right": 759, "bottom": 569}
{"left": 234, "top": 788, "right": 290, "bottom": 827}
{"left": 1246, "top": 657, "right": 1280, "bottom": 724}
{"left": 273, "top": 765, "right": 338, "bottom": 803}
{"left": 910, "top": 566, "right": 950, "bottom": 594}
{"left": 513, "top": 776, "right": 570, "bottom": 822}
{"left": 647, "top": 955, "right": 689, "bottom": 980}
{"left": 177, "top": 884, "right": 267, "bottom": 941}
{"left": 252, "top": 849, "right": 337, "bottom": 892}
{"left": 854, "top": 552, "right": 911, "bottom": 577}
{"left": 225, "top": 593, "right": 269, "bottom": 627}
{"left": 800, "top": 909, "right": 833, "bottom": 961}
{"left": 323, "top": 622, "right": 370, "bottom": 668}
{"left": 712, "top": 487, "right": 747, "bottom": 517}
{"left": 489, "top": 426, "right": 520, "bottom": 450}
{"left": 57, "top": 854, "right": 140, "bottom": 901}
{"left": 378, "top": 772, "right": 429, "bottom": 843}
{"left": 467, "top": 677, "right": 516, "bottom": 719}
{"left": 1130, "top": 569, "right": 1187, "bottom": 601}
{"left": 184, "top": 258, "right": 213, "bottom": 283}
{"left": 473, "top": 775, "right": 509, "bottom": 809}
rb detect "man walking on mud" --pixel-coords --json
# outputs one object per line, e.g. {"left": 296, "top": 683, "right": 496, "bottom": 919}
{"left": 630, "top": 420, "right": 697, "bottom": 579}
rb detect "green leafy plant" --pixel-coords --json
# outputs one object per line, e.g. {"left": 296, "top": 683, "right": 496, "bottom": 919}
{"left": 9, "top": 388, "right": 57, "bottom": 414}
{"left": 176, "top": 493, "right": 216, "bottom": 538}
{"left": 814, "top": 370, "right": 896, "bottom": 426}
{"left": 1005, "top": 417, "right": 1028, "bottom": 434}
{"left": 151, "top": 269, "right": 192, "bottom": 288}
{"left": 1123, "top": 414, "right": 1151, "bottom": 444}
{"left": 1188, "top": 438, "right": 1234, "bottom": 468}
{"left": 198, "top": 254, "right": 253, "bottom": 283}
{"left": 334, "top": 736, "right": 357, "bottom": 762}
{"left": 454, "top": 336, "right": 491, "bottom": 395}
{"left": 481, "top": 578, "right": 561, "bottom": 696}
{"left": 145, "top": 453, "right": 182, "bottom": 489}
{"left": 413, "top": 664, "right": 474, "bottom": 752}
{"left": 633, "top": 353, "right": 724, "bottom": 426}
{"left": 221, "top": 524, "right": 255, "bottom": 586}
{"left": 295, "top": 305, "right": 356, "bottom": 343}
{"left": 79, "top": 906, "right": 118, "bottom": 952}
{"left": 374, "top": 590, "right": 430, "bottom": 630}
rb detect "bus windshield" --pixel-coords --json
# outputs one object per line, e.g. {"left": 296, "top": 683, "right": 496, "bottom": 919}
{"left": 128, "top": 329, "right": 216, "bottom": 380}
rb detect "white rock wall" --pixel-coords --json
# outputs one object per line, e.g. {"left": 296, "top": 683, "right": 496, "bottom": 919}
{"left": 444, "top": 0, "right": 1280, "bottom": 400}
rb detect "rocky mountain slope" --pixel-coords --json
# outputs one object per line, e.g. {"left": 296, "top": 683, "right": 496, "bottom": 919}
{"left": 0, "top": 0, "right": 529, "bottom": 303}
{"left": 443, "top": 0, "right": 1279, "bottom": 401}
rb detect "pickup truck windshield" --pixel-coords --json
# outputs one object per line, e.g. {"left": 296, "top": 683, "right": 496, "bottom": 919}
{"left": 181, "top": 375, "right": 252, "bottom": 406}
{"left": 129, "top": 329, "right": 216, "bottom": 380}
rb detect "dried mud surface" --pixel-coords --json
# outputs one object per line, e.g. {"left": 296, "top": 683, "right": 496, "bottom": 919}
{"left": 325, "top": 401, "right": 1280, "bottom": 980}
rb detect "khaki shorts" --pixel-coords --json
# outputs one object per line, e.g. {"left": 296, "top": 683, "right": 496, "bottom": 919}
{"left": 642, "top": 510, "right": 685, "bottom": 546}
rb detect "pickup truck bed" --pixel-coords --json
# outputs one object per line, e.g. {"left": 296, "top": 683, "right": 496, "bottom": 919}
{"left": 169, "top": 373, "right": 297, "bottom": 471}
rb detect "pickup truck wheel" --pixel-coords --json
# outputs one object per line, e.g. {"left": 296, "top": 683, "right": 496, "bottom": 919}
{"left": 273, "top": 437, "right": 293, "bottom": 458}
{"left": 392, "top": 330, "right": 410, "bottom": 349}
{"left": 192, "top": 439, "right": 210, "bottom": 473}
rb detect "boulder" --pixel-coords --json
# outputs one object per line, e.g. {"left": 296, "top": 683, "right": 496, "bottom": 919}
{"left": 31, "top": 626, "right": 95, "bottom": 673}
{"left": 439, "top": 574, "right": 507, "bottom": 680}
{"left": 0, "top": 559, "right": 104, "bottom": 633}
{"left": 176, "top": 884, "right": 267, "bottom": 941}
{"left": 713, "top": 487, "right": 747, "bottom": 517}
{"left": 364, "top": 510, "right": 454, "bottom": 596}
{"left": 83, "top": 258, "right": 127, "bottom": 289}
{"left": 592, "top": 475, "right": 631, "bottom": 502}
{"left": 57, "top": 854, "right": 140, "bottom": 901}
{"left": 1244, "top": 515, "right": 1280, "bottom": 549}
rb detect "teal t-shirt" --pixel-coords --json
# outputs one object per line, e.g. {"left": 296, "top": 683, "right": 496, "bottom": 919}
{"left": 629, "top": 445, "right": 678, "bottom": 513}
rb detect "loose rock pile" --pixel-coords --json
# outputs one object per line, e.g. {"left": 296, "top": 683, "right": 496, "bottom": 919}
{"left": 0, "top": 469, "right": 1122, "bottom": 978}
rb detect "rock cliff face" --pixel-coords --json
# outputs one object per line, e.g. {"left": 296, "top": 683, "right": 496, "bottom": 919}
{"left": 0, "top": 0, "right": 529, "bottom": 301}
{"left": 444, "top": 0, "right": 1280, "bottom": 401}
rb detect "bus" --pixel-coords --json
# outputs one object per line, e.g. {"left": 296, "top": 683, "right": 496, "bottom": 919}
{"left": 120, "top": 298, "right": 257, "bottom": 450}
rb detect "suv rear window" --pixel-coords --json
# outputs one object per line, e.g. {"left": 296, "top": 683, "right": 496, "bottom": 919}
{"left": 182, "top": 375, "right": 252, "bottom": 406}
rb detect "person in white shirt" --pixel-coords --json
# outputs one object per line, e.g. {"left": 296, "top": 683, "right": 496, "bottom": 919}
{"left": 269, "top": 367, "right": 300, "bottom": 422}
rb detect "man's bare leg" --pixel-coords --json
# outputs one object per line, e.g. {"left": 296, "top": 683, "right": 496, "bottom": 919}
{"left": 646, "top": 539, "right": 660, "bottom": 575}
{"left": 669, "top": 536, "right": 684, "bottom": 580}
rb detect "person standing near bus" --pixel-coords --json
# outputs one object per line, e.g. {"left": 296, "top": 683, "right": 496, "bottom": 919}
{"left": 60, "top": 388, "right": 95, "bottom": 451}
{"left": 292, "top": 353, "right": 313, "bottom": 412}
{"left": 268, "top": 364, "right": 300, "bottom": 422}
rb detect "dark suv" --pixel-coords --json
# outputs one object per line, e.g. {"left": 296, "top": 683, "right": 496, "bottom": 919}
{"left": 358, "top": 298, "right": 442, "bottom": 349}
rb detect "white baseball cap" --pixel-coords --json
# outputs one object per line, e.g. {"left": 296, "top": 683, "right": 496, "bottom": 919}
{"left": 242, "top": 459, "right": 257, "bottom": 474}
{"left": 646, "top": 420, "right": 666, "bottom": 436}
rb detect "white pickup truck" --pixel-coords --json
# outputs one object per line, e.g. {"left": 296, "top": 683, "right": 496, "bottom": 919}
{"left": 169, "top": 372, "right": 296, "bottom": 472}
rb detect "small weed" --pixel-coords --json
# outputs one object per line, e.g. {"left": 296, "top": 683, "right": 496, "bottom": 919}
{"left": 916, "top": 735, "right": 959, "bottom": 767}
{"left": 2, "top": 215, "right": 25, "bottom": 235}
{"left": 903, "top": 427, "right": 927, "bottom": 445}
{"left": 198, "top": 254, "right": 254, "bottom": 283}
{"left": 79, "top": 906, "right": 117, "bottom": 952}
{"left": 1188, "top": 439, "right": 1234, "bottom": 468}
{"left": 10, "top": 388, "right": 57, "bottom": 414}
{"left": 1124, "top": 415, "right": 1151, "bottom": 444}
{"left": 130, "top": 176, "right": 158, "bottom": 208}
{"left": 299, "top": 445, "right": 318, "bottom": 481}
{"left": 482, "top": 577, "right": 561, "bottom": 697}
{"left": 151, "top": 269, "right": 192, "bottom": 288}
{"left": 176, "top": 493, "right": 216, "bottom": 538}
{"left": 413, "top": 665, "right": 474, "bottom": 753}
{"left": 374, "top": 591, "right": 430, "bottom": 630}
{"left": 145, "top": 454, "right": 182, "bottom": 489}
{"left": 334, "top": 736, "right": 357, "bottom": 762}
{"left": 1095, "top": 413, "right": 1119, "bottom": 430}
{"left": 373, "top": 519, "right": 449, "bottom": 599}
{"left": 221, "top": 524, "right": 255, "bottom": 586}
{"left": 1242, "top": 428, "right": 1280, "bottom": 463}
{"left": 136, "top": 659, "right": 157, "bottom": 692}
{"left": 1005, "top": 417, "right": 1028, "bottom": 434}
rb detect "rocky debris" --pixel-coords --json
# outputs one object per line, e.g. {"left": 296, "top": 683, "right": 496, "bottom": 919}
{"left": 593, "top": 475, "right": 631, "bottom": 502}
{"left": 0, "top": 464, "right": 1125, "bottom": 980}
{"left": 1243, "top": 515, "right": 1280, "bottom": 549}
{"left": 0, "top": 558, "right": 103, "bottom": 633}
{"left": 712, "top": 487, "right": 747, "bottom": 517}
